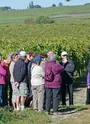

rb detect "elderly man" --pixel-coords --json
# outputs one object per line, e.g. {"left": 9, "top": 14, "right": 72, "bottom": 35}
{"left": 13, "top": 51, "right": 28, "bottom": 110}
{"left": 60, "top": 51, "right": 75, "bottom": 106}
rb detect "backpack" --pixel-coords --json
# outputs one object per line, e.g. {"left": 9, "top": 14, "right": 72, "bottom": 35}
{"left": 45, "top": 67, "right": 54, "bottom": 82}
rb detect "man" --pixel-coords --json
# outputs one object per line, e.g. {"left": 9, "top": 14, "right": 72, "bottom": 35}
{"left": 25, "top": 52, "right": 34, "bottom": 107}
{"left": 47, "top": 50, "right": 54, "bottom": 58}
{"left": 60, "top": 51, "right": 75, "bottom": 106}
{"left": 13, "top": 51, "right": 28, "bottom": 110}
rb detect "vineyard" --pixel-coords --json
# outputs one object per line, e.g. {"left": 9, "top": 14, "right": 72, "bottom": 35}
{"left": 0, "top": 4, "right": 90, "bottom": 124}
{"left": 0, "top": 5, "right": 90, "bottom": 75}
{"left": 0, "top": 22, "right": 90, "bottom": 75}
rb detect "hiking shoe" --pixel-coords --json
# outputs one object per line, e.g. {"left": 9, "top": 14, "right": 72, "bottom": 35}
{"left": 38, "top": 110, "right": 43, "bottom": 114}
{"left": 20, "top": 106, "right": 25, "bottom": 111}
{"left": 45, "top": 111, "right": 50, "bottom": 115}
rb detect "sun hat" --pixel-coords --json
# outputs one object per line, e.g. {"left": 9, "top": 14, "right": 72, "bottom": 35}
{"left": 61, "top": 51, "right": 68, "bottom": 56}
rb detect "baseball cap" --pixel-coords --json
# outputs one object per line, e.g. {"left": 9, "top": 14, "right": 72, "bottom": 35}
{"left": 19, "top": 51, "right": 27, "bottom": 57}
{"left": 17, "top": 50, "right": 22, "bottom": 55}
{"left": 61, "top": 51, "right": 68, "bottom": 56}
{"left": 33, "top": 56, "right": 42, "bottom": 63}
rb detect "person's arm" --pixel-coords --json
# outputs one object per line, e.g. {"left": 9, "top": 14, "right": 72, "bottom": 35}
{"left": 0, "top": 64, "right": 6, "bottom": 76}
{"left": 9, "top": 62, "right": 14, "bottom": 76}
{"left": 36, "top": 66, "right": 44, "bottom": 78}
{"left": 52, "top": 63, "right": 64, "bottom": 75}
{"left": 64, "top": 60, "right": 75, "bottom": 73}
{"left": 87, "top": 72, "right": 90, "bottom": 89}
{"left": 40, "top": 67, "right": 44, "bottom": 77}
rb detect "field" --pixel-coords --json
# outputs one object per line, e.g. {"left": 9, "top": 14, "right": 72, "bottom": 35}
{"left": 0, "top": 4, "right": 90, "bottom": 124}
{"left": 0, "top": 5, "right": 90, "bottom": 24}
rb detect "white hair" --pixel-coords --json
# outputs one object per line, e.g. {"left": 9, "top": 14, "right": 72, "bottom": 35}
{"left": 48, "top": 54, "right": 56, "bottom": 61}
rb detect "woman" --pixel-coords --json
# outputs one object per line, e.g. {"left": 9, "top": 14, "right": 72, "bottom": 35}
{"left": 31, "top": 56, "right": 44, "bottom": 112}
{"left": 9, "top": 53, "right": 18, "bottom": 110}
{"left": 1, "top": 54, "right": 12, "bottom": 106}
{"left": 45, "top": 54, "right": 64, "bottom": 115}
{"left": 0, "top": 53, "right": 6, "bottom": 107}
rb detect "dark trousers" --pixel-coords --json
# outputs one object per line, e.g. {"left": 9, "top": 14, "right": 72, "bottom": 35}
{"left": 0, "top": 84, "right": 5, "bottom": 107}
{"left": 61, "top": 83, "right": 73, "bottom": 105}
{"left": 3, "top": 82, "right": 12, "bottom": 106}
{"left": 43, "top": 87, "right": 46, "bottom": 110}
{"left": 86, "top": 88, "right": 90, "bottom": 104}
{"left": 45, "top": 88, "right": 60, "bottom": 112}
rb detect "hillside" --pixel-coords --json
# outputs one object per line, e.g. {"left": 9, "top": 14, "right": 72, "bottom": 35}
{"left": 0, "top": 5, "right": 90, "bottom": 24}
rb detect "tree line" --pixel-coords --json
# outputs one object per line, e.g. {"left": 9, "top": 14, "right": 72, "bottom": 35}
{"left": 0, "top": 1, "right": 90, "bottom": 11}
{"left": 27, "top": 1, "right": 64, "bottom": 9}
{"left": 0, "top": 6, "right": 11, "bottom": 11}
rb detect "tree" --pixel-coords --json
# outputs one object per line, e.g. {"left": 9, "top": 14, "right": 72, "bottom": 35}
{"left": 85, "top": 3, "right": 90, "bottom": 5}
{"left": 29, "top": 1, "right": 34, "bottom": 9}
{"left": 59, "top": 2, "right": 63, "bottom": 6}
{"left": 52, "top": 4, "right": 56, "bottom": 7}
{"left": 0, "top": 6, "right": 11, "bottom": 11}
{"left": 28, "top": 1, "right": 41, "bottom": 9}
{"left": 66, "top": 0, "right": 70, "bottom": 1}
{"left": 36, "top": 16, "right": 55, "bottom": 24}
{"left": 34, "top": 5, "right": 41, "bottom": 8}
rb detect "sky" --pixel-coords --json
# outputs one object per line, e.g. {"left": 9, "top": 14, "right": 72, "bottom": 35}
{"left": 0, "top": 0, "right": 90, "bottom": 9}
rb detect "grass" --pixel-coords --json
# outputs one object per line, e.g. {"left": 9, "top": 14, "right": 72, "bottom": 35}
{"left": 0, "top": 75, "right": 88, "bottom": 124}
{"left": 0, "top": 106, "right": 90, "bottom": 124}
{"left": 0, "top": 107, "right": 51, "bottom": 124}
{"left": 59, "top": 106, "right": 90, "bottom": 124}
{"left": 0, "top": 5, "right": 90, "bottom": 24}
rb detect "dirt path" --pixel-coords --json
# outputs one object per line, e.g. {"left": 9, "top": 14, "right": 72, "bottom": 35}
{"left": 50, "top": 83, "right": 87, "bottom": 123}
{"left": 73, "top": 87, "right": 87, "bottom": 106}
{"left": 50, "top": 13, "right": 90, "bottom": 18}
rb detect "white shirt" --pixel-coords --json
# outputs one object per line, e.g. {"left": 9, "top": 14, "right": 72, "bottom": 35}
{"left": 31, "top": 64, "right": 44, "bottom": 86}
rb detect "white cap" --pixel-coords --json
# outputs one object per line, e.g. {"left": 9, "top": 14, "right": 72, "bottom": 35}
{"left": 19, "top": 51, "right": 27, "bottom": 57}
{"left": 61, "top": 51, "right": 68, "bottom": 56}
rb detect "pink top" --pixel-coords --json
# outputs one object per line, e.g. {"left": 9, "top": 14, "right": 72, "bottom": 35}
{"left": 0, "top": 64, "right": 6, "bottom": 84}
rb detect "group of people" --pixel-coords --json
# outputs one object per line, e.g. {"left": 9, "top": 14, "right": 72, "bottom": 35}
{"left": 0, "top": 50, "right": 75, "bottom": 115}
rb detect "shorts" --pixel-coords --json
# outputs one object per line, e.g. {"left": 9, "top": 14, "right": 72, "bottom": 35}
{"left": 14, "top": 82, "right": 29, "bottom": 97}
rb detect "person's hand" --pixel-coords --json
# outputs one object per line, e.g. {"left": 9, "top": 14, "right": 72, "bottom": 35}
{"left": 63, "top": 59, "right": 67, "bottom": 64}
{"left": 88, "top": 86, "right": 90, "bottom": 89}
{"left": 14, "top": 82, "right": 20, "bottom": 88}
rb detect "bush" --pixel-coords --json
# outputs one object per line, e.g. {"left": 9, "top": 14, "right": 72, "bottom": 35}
{"left": 24, "top": 18, "right": 36, "bottom": 24}
{"left": 36, "top": 16, "right": 55, "bottom": 24}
